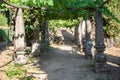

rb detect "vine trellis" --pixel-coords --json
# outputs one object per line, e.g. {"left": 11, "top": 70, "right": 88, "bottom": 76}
{"left": 1, "top": 0, "right": 110, "bottom": 10}
{"left": 1, "top": 0, "right": 111, "bottom": 72}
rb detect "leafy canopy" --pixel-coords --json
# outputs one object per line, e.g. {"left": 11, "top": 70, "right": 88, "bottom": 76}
{"left": 7, "top": 0, "right": 103, "bottom": 8}
{"left": 103, "top": 0, "right": 120, "bottom": 37}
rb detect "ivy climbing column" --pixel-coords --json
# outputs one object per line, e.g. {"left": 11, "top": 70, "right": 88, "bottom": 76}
{"left": 94, "top": 10, "right": 107, "bottom": 72}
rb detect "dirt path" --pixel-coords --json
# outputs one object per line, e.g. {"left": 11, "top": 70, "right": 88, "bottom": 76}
{"left": 39, "top": 46, "right": 95, "bottom": 80}
{"left": 0, "top": 28, "right": 120, "bottom": 80}
{"left": 36, "top": 28, "right": 120, "bottom": 80}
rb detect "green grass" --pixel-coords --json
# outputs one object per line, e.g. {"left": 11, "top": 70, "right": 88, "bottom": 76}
{"left": 5, "top": 63, "right": 27, "bottom": 78}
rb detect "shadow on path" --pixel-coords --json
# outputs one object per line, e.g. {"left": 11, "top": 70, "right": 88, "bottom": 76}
{"left": 29, "top": 29, "right": 120, "bottom": 80}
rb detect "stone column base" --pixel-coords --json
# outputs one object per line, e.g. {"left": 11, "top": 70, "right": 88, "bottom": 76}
{"left": 95, "top": 62, "right": 108, "bottom": 72}
{"left": 15, "top": 51, "right": 28, "bottom": 64}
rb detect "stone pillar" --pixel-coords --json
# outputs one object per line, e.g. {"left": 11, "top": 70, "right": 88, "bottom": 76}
{"left": 14, "top": 8, "right": 27, "bottom": 64}
{"left": 74, "top": 23, "right": 82, "bottom": 49}
{"left": 74, "top": 24, "right": 79, "bottom": 42}
{"left": 44, "top": 20, "right": 50, "bottom": 45}
{"left": 77, "top": 23, "right": 82, "bottom": 52}
{"left": 85, "top": 18, "right": 93, "bottom": 59}
{"left": 94, "top": 10, "right": 107, "bottom": 72}
{"left": 81, "top": 20, "right": 86, "bottom": 53}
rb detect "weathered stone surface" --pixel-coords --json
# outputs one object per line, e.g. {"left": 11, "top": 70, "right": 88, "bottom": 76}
{"left": 15, "top": 54, "right": 28, "bottom": 64}
{"left": 14, "top": 8, "right": 27, "bottom": 64}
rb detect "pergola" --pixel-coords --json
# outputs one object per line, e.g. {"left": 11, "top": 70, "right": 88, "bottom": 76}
{"left": 1, "top": 0, "right": 110, "bottom": 72}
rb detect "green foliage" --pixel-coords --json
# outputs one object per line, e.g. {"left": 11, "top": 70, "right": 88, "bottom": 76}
{"left": 8, "top": 0, "right": 104, "bottom": 7}
{"left": 5, "top": 0, "right": 120, "bottom": 45}
{"left": 103, "top": 0, "right": 120, "bottom": 37}
{"left": 7, "top": 0, "right": 103, "bottom": 8}
{"left": 63, "top": 0, "right": 103, "bottom": 8}
{"left": 5, "top": 64, "right": 27, "bottom": 78}
{"left": 6, "top": 63, "right": 36, "bottom": 80}
{"left": 49, "top": 18, "right": 82, "bottom": 28}
{"left": 25, "top": 25, "right": 34, "bottom": 46}
{"left": 6, "top": 0, "right": 105, "bottom": 21}
{"left": 0, "top": 29, "right": 9, "bottom": 42}
{"left": 0, "top": 14, "right": 7, "bottom": 26}
{"left": 7, "top": 0, "right": 54, "bottom": 7}
{"left": 6, "top": 0, "right": 104, "bottom": 19}
{"left": 103, "top": 17, "right": 120, "bottom": 37}
{"left": 25, "top": 0, "right": 54, "bottom": 7}
{"left": 7, "top": 0, "right": 26, "bottom": 5}
{"left": 102, "top": 6, "right": 120, "bottom": 23}
{"left": 0, "top": 29, "right": 6, "bottom": 41}
{"left": 23, "top": 10, "right": 36, "bottom": 46}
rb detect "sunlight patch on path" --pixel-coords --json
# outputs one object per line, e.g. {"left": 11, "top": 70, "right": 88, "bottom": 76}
{"left": 51, "top": 45, "right": 83, "bottom": 55}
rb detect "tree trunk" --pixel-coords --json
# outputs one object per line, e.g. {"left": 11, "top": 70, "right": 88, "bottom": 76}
{"left": 14, "top": 8, "right": 27, "bottom": 64}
